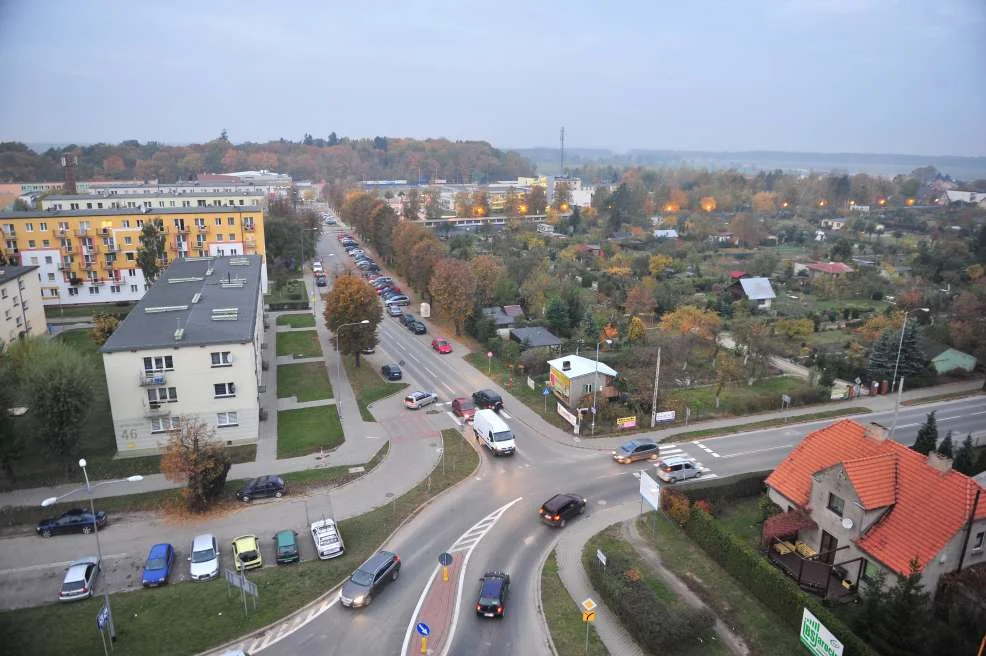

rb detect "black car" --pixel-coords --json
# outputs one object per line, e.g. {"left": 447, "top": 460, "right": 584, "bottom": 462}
{"left": 381, "top": 364, "right": 402, "bottom": 380}
{"left": 475, "top": 571, "right": 510, "bottom": 618}
{"left": 409, "top": 320, "right": 427, "bottom": 335}
{"left": 538, "top": 493, "right": 587, "bottom": 528}
{"left": 339, "top": 550, "right": 401, "bottom": 608}
{"left": 36, "top": 508, "right": 108, "bottom": 538}
{"left": 235, "top": 475, "right": 286, "bottom": 502}
{"left": 472, "top": 389, "right": 504, "bottom": 412}
{"left": 401, "top": 313, "right": 417, "bottom": 328}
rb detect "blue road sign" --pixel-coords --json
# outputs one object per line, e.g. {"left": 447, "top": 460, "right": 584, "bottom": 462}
{"left": 96, "top": 605, "right": 109, "bottom": 630}
{"left": 416, "top": 622, "right": 431, "bottom": 637}
{"left": 438, "top": 551, "right": 453, "bottom": 566}
{"left": 543, "top": 387, "right": 550, "bottom": 396}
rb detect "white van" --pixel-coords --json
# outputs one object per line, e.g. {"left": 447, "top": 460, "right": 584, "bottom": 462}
{"left": 472, "top": 408, "right": 516, "bottom": 456}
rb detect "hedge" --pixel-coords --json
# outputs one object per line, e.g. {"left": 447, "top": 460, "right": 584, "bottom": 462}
{"left": 682, "top": 506, "right": 880, "bottom": 656}
{"left": 583, "top": 547, "right": 714, "bottom": 654}
{"left": 267, "top": 301, "right": 310, "bottom": 311}
{"left": 675, "top": 470, "right": 771, "bottom": 504}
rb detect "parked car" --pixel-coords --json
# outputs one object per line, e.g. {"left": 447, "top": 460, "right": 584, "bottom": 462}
{"left": 655, "top": 456, "right": 702, "bottom": 483}
{"left": 339, "top": 550, "right": 401, "bottom": 608}
{"left": 475, "top": 571, "right": 510, "bottom": 618}
{"left": 538, "top": 494, "right": 587, "bottom": 528}
{"left": 404, "top": 391, "right": 438, "bottom": 409}
{"left": 274, "top": 530, "right": 300, "bottom": 565}
{"left": 235, "top": 475, "right": 286, "bottom": 502}
{"left": 409, "top": 320, "right": 427, "bottom": 334}
{"left": 381, "top": 364, "right": 402, "bottom": 381}
{"left": 232, "top": 535, "right": 263, "bottom": 571}
{"left": 59, "top": 557, "right": 100, "bottom": 602}
{"left": 451, "top": 397, "right": 476, "bottom": 422}
{"left": 385, "top": 294, "right": 410, "bottom": 306}
{"left": 472, "top": 389, "right": 504, "bottom": 412}
{"left": 36, "top": 508, "right": 107, "bottom": 537}
{"left": 189, "top": 533, "right": 220, "bottom": 581}
{"left": 360, "top": 344, "right": 376, "bottom": 354}
{"left": 141, "top": 543, "right": 176, "bottom": 587}
{"left": 401, "top": 313, "right": 417, "bottom": 328}
{"left": 431, "top": 338, "right": 453, "bottom": 354}
{"left": 612, "top": 438, "right": 660, "bottom": 464}
{"left": 311, "top": 518, "right": 345, "bottom": 559}
{"left": 387, "top": 305, "right": 404, "bottom": 317}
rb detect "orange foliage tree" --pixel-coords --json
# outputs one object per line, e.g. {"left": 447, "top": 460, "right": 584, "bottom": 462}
{"left": 160, "top": 417, "right": 232, "bottom": 513}
{"left": 429, "top": 257, "right": 477, "bottom": 335}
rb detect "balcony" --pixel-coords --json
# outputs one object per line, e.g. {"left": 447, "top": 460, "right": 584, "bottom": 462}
{"left": 75, "top": 228, "right": 89, "bottom": 237}
{"left": 244, "top": 224, "right": 255, "bottom": 232}
{"left": 139, "top": 371, "right": 167, "bottom": 386}
{"left": 58, "top": 263, "right": 73, "bottom": 271}
{"left": 143, "top": 401, "right": 171, "bottom": 418}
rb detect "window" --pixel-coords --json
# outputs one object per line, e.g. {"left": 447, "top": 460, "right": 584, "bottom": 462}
{"left": 47, "top": 273, "right": 55, "bottom": 281}
{"left": 44, "top": 255, "right": 52, "bottom": 264}
{"left": 110, "top": 285, "right": 120, "bottom": 293}
{"left": 195, "top": 218, "right": 205, "bottom": 229}
{"left": 143, "top": 355, "right": 174, "bottom": 372}
{"left": 68, "top": 288, "right": 79, "bottom": 296}
{"left": 827, "top": 493, "right": 845, "bottom": 517}
{"left": 974, "top": 531, "right": 985, "bottom": 552}
{"left": 217, "top": 411, "right": 238, "bottom": 427}
{"left": 130, "top": 284, "right": 138, "bottom": 292}
{"left": 124, "top": 236, "right": 132, "bottom": 245}
{"left": 89, "top": 286, "right": 100, "bottom": 295}
{"left": 150, "top": 416, "right": 181, "bottom": 433}
{"left": 227, "top": 217, "right": 235, "bottom": 225}
{"left": 122, "top": 220, "right": 130, "bottom": 228}
{"left": 214, "top": 382, "right": 236, "bottom": 398}
{"left": 25, "top": 223, "right": 34, "bottom": 232}
{"left": 147, "top": 387, "right": 178, "bottom": 404}
{"left": 28, "top": 240, "right": 36, "bottom": 248}
{"left": 216, "top": 234, "right": 224, "bottom": 241}
{"left": 126, "top": 252, "right": 135, "bottom": 261}
{"left": 211, "top": 351, "right": 232, "bottom": 367}
{"left": 39, "top": 222, "right": 47, "bottom": 231}
{"left": 215, "top": 217, "right": 222, "bottom": 226}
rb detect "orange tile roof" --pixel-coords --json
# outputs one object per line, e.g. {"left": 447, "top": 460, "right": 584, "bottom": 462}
{"left": 765, "top": 419, "right": 986, "bottom": 575}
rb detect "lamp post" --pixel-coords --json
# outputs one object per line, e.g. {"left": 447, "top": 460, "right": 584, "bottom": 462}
{"left": 336, "top": 320, "right": 371, "bottom": 382}
{"left": 888, "top": 307, "right": 930, "bottom": 436}
{"left": 591, "top": 339, "right": 612, "bottom": 436}
{"left": 299, "top": 226, "right": 320, "bottom": 272}
{"left": 41, "top": 460, "right": 143, "bottom": 643}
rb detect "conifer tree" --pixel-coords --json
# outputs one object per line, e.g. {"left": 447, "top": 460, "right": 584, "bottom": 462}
{"left": 911, "top": 411, "right": 938, "bottom": 455}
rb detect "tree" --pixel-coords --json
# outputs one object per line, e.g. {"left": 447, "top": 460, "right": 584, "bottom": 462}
{"left": 648, "top": 254, "right": 673, "bottom": 277}
{"left": 137, "top": 222, "right": 165, "bottom": 282}
{"left": 402, "top": 189, "right": 421, "bottom": 221}
{"left": 544, "top": 296, "right": 571, "bottom": 337}
{"left": 424, "top": 191, "right": 443, "bottom": 219}
{"left": 714, "top": 352, "right": 745, "bottom": 403}
{"left": 160, "top": 416, "right": 232, "bottom": 512}
{"left": 829, "top": 237, "right": 853, "bottom": 262}
{"left": 952, "top": 434, "right": 976, "bottom": 474}
{"left": 627, "top": 316, "right": 646, "bottom": 343}
{"left": 526, "top": 185, "right": 547, "bottom": 214}
{"left": 407, "top": 239, "right": 445, "bottom": 297}
{"left": 658, "top": 305, "right": 721, "bottom": 341}
{"left": 568, "top": 206, "right": 582, "bottom": 233}
{"left": 866, "top": 321, "right": 924, "bottom": 384}
{"left": 870, "top": 560, "right": 931, "bottom": 656}
{"left": 553, "top": 181, "right": 572, "bottom": 210}
{"left": 90, "top": 313, "right": 120, "bottom": 346}
{"left": 625, "top": 284, "right": 655, "bottom": 316}
{"left": 0, "top": 365, "right": 23, "bottom": 485}
{"left": 470, "top": 255, "right": 504, "bottom": 306}
{"left": 751, "top": 191, "right": 777, "bottom": 214}
{"left": 429, "top": 258, "right": 476, "bottom": 335}
{"left": 911, "top": 411, "right": 938, "bottom": 455}
{"left": 322, "top": 275, "right": 382, "bottom": 366}
{"left": 728, "top": 213, "right": 766, "bottom": 247}
{"left": 936, "top": 430, "right": 953, "bottom": 458}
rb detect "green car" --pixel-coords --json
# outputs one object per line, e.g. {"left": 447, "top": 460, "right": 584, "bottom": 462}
{"left": 274, "top": 530, "right": 300, "bottom": 565}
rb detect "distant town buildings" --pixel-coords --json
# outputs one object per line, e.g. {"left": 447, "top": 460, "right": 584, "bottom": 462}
{"left": 0, "top": 264, "right": 45, "bottom": 348}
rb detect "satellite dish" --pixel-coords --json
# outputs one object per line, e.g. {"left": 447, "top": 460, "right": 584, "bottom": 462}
{"left": 841, "top": 517, "right": 853, "bottom": 530}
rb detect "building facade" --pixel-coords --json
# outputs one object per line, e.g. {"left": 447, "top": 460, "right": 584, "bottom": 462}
{"left": 0, "top": 205, "right": 266, "bottom": 306}
{"left": 0, "top": 265, "right": 46, "bottom": 348}
{"left": 546, "top": 354, "right": 618, "bottom": 410}
{"left": 100, "top": 256, "right": 265, "bottom": 454}
{"left": 40, "top": 189, "right": 266, "bottom": 211}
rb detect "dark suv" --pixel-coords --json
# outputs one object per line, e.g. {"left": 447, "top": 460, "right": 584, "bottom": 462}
{"left": 538, "top": 493, "right": 587, "bottom": 528}
{"left": 401, "top": 313, "right": 417, "bottom": 328}
{"left": 381, "top": 364, "right": 402, "bottom": 381}
{"left": 235, "top": 475, "right": 286, "bottom": 502}
{"left": 339, "top": 550, "right": 401, "bottom": 608}
{"left": 475, "top": 571, "right": 510, "bottom": 618}
{"left": 472, "top": 389, "right": 503, "bottom": 412}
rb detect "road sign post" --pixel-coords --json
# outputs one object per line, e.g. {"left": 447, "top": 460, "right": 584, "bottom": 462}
{"left": 416, "top": 622, "right": 430, "bottom": 654}
{"left": 581, "top": 599, "right": 597, "bottom": 656}
{"left": 96, "top": 605, "right": 111, "bottom": 655}
{"left": 439, "top": 551, "right": 453, "bottom": 582}
{"left": 487, "top": 351, "right": 493, "bottom": 374}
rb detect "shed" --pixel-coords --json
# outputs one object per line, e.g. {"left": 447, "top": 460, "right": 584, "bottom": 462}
{"left": 509, "top": 327, "right": 562, "bottom": 351}
{"left": 729, "top": 276, "right": 776, "bottom": 308}
{"left": 922, "top": 339, "right": 977, "bottom": 374}
{"left": 481, "top": 306, "right": 515, "bottom": 328}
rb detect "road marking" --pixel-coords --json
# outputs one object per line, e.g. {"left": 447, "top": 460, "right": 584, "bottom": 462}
{"left": 442, "top": 382, "right": 455, "bottom": 393}
{"left": 397, "top": 342, "right": 407, "bottom": 351}
{"left": 500, "top": 411, "right": 512, "bottom": 419}
{"left": 365, "top": 435, "right": 382, "bottom": 439}
{"left": 408, "top": 352, "right": 420, "bottom": 362}
{"left": 660, "top": 447, "right": 683, "bottom": 456}
{"left": 247, "top": 594, "right": 340, "bottom": 652}
{"left": 719, "top": 443, "right": 800, "bottom": 458}
{"left": 425, "top": 366, "right": 437, "bottom": 377}
{"left": 446, "top": 411, "right": 462, "bottom": 426}
{"left": 400, "top": 497, "right": 523, "bottom": 656}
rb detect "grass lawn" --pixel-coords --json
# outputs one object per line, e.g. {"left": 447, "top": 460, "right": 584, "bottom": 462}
{"left": 713, "top": 497, "right": 764, "bottom": 548}
{"left": 541, "top": 551, "right": 608, "bottom": 656}
{"left": 277, "top": 362, "right": 333, "bottom": 401}
{"left": 44, "top": 301, "right": 136, "bottom": 319}
{"left": 463, "top": 352, "right": 573, "bottom": 433}
{"left": 275, "top": 313, "right": 316, "bottom": 328}
{"left": 277, "top": 405, "right": 344, "bottom": 458}
{"left": 635, "top": 512, "right": 804, "bottom": 656}
{"left": 264, "top": 279, "right": 308, "bottom": 305}
{"left": 666, "top": 375, "right": 818, "bottom": 416}
{"left": 661, "top": 407, "right": 870, "bottom": 442}
{"left": 0, "top": 431, "right": 476, "bottom": 656}
{"left": 342, "top": 355, "right": 407, "bottom": 421}
{"left": 275, "top": 330, "right": 322, "bottom": 358}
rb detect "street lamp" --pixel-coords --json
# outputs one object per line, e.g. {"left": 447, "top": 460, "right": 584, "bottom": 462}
{"left": 336, "top": 320, "right": 371, "bottom": 381}
{"left": 299, "top": 226, "right": 320, "bottom": 271}
{"left": 41, "top": 459, "right": 143, "bottom": 642}
{"left": 591, "top": 339, "right": 613, "bottom": 436}
{"left": 888, "top": 307, "right": 930, "bottom": 436}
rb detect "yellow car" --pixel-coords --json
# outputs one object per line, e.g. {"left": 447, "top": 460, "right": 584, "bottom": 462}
{"left": 231, "top": 535, "right": 262, "bottom": 571}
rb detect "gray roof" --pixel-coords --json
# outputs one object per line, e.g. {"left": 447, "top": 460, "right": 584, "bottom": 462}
{"left": 45, "top": 190, "right": 265, "bottom": 200}
{"left": 0, "top": 265, "right": 38, "bottom": 285}
{"left": 481, "top": 306, "right": 514, "bottom": 327}
{"left": 0, "top": 205, "right": 262, "bottom": 219}
{"left": 738, "top": 277, "right": 776, "bottom": 301}
{"left": 509, "top": 326, "right": 562, "bottom": 348}
{"left": 100, "top": 256, "right": 262, "bottom": 353}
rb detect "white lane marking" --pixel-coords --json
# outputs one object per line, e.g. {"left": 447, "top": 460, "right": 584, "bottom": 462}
{"left": 446, "top": 411, "right": 462, "bottom": 426}
{"left": 365, "top": 435, "right": 382, "bottom": 439}
{"left": 408, "top": 352, "right": 420, "bottom": 362}
{"left": 400, "top": 497, "right": 523, "bottom": 656}
{"left": 397, "top": 342, "right": 407, "bottom": 351}
{"left": 425, "top": 367, "right": 437, "bottom": 377}
{"left": 719, "top": 443, "right": 800, "bottom": 458}
{"left": 248, "top": 591, "right": 339, "bottom": 652}
{"left": 500, "top": 411, "right": 512, "bottom": 419}
{"left": 660, "top": 448, "right": 683, "bottom": 456}
{"left": 442, "top": 382, "right": 455, "bottom": 394}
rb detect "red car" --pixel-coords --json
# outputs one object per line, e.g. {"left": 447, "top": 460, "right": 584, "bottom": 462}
{"left": 451, "top": 397, "right": 476, "bottom": 422}
{"left": 431, "top": 338, "right": 453, "bottom": 354}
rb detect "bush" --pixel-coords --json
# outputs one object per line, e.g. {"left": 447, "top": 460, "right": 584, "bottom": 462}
{"left": 676, "top": 471, "right": 771, "bottom": 504}
{"left": 666, "top": 494, "right": 691, "bottom": 526}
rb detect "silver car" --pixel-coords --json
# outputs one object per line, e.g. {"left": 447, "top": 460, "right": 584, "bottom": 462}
{"left": 189, "top": 533, "right": 220, "bottom": 581}
{"left": 59, "top": 557, "right": 100, "bottom": 602}
{"left": 655, "top": 456, "right": 701, "bottom": 483}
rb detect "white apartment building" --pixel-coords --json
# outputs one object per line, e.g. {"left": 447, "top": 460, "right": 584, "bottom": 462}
{"left": 100, "top": 255, "right": 264, "bottom": 455}
{"left": 40, "top": 189, "right": 266, "bottom": 211}
{"left": 0, "top": 264, "right": 46, "bottom": 348}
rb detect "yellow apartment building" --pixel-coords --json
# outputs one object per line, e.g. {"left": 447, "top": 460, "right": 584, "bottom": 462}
{"left": 0, "top": 205, "right": 266, "bottom": 306}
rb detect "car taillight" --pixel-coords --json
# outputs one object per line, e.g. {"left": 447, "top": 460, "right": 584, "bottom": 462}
{"left": 395, "top": 555, "right": 401, "bottom": 563}
{"left": 497, "top": 606, "right": 503, "bottom": 614}
{"left": 476, "top": 604, "right": 482, "bottom": 612}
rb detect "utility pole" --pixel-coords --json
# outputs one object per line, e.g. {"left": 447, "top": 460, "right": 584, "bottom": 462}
{"left": 559, "top": 126, "right": 565, "bottom": 175}
{"left": 650, "top": 347, "right": 662, "bottom": 428}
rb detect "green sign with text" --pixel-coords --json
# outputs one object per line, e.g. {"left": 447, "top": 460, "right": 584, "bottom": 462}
{"left": 800, "top": 608, "right": 844, "bottom": 656}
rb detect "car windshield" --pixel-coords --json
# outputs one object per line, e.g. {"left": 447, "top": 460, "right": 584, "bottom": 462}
{"left": 191, "top": 548, "right": 216, "bottom": 563}
{"left": 458, "top": 400, "right": 474, "bottom": 409}
{"left": 350, "top": 569, "right": 374, "bottom": 586}
{"left": 493, "top": 430, "right": 513, "bottom": 442}
{"left": 618, "top": 443, "right": 636, "bottom": 454}
{"left": 146, "top": 557, "right": 167, "bottom": 570}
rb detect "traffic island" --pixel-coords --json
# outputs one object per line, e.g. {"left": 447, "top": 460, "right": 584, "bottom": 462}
{"left": 403, "top": 552, "right": 464, "bottom": 656}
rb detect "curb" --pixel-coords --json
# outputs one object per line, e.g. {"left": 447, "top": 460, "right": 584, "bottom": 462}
{"left": 535, "top": 540, "right": 562, "bottom": 656}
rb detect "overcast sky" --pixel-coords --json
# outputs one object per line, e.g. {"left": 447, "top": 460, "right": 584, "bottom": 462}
{"left": 1, "top": 0, "right": 984, "bottom": 156}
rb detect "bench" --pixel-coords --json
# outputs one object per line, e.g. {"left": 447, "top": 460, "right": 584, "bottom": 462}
{"left": 795, "top": 541, "right": 818, "bottom": 558}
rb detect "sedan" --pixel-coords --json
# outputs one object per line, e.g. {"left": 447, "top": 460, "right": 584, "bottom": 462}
{"left": 235, "top": 475, "right": 285, "bottom": 502}
{"left": 142, "top": 543, "right": 176, "bottom": 587}
{"left": 409, "top": 320, "right": 427, "bottom": 335}
{"left": 387, "top": 305, "right": 404, "bottom": 317}
{"left": 431, "top": 338, "right": 453, "bottom": 354}
{"left": 59, "top": 557, "right": 100, "bottom": 602}
{"left": 404, "top": 391, "right": 438, "bottom": 410}
{"left": 538, "top": 493, "right": 587, "bottom": 528}
{"left": 274, "top": 530, "right": 300, "bottom": 565}
{"left": 401, "top": 313, "right": 417, "bottom": 328}
{"left": 381, "top": 364, "right": 402, "bottom": 381}
{"left": 385, "top": 295, "right": 410, "bottom": 306}
{"left": 612, "top": 438, "right": 660, "bottom": 464}
{"left": 37, "top": 508, "right": 107, "bottom": 537}
{"left": 451, "top": 397, "right": 476, "bottom": 422}
{"left": 232, "top": 535, "right": 263, "bottom": 571}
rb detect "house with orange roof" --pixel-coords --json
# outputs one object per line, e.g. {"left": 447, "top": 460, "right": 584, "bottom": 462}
{"left": 763, "top": 419, "right": 986, "bottom": 600}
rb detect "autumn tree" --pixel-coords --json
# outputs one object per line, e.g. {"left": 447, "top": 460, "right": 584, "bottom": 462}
{"left": 553, "top": 181, "right": 572, "bottom": 210}
{"left": 714, "top": 352, "right": 745, "bottom": 403}
{"left": 627, "top": 316, "right": 647, "bottom": 343}
{"left": 470, "top": 255, "right": 505, "bottom": 306}
{"left": 322, "top": 274, "right": 382, "bottom": 366}
{"left": 424, "top": 190, "right": 443, "bottom": 219}
{"left": 160, "top": 416, "right": 232, "bottom": 512}
{"left": 90, "top": 313, "right": 120, "bottom": 345}
{"left": 729, "top": 213, "right": 767, "bottom": 247}
{"left": 402, "top": 189, "right": 422, "bottom": 220}
{"left": 407, "top": 239, "right": 445, "bottom": 297}
{"left": 625, "top": 284, "right": 655, "bottom": 316}
{"left": 429, "top": 258, "right": 476, "bottom": 335}
{"left": 658, "top": 306, "right": 721, "bottom": 342}
{"left": 137, "top": 222, "right": 165, "bottom": 282}
{"left": 527, "top": 185, "right": 547, "bottom": 214}
{"left": 858, "top": 311, "right": 903, "bottom": 344}
{"left": 751, "top": 191, "right": 777, "bottom": 214}
{"left": 648, "top": 254, "right": 673, "bottom": 277}
{"left": 391, "top": 223, "right": 435, "bottom": 277}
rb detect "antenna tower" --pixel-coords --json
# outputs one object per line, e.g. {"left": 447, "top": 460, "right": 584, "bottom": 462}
{"left": 559, "top": 126, "right": 565, "bottom": 175}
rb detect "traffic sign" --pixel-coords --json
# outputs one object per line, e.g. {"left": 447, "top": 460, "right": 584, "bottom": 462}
{"left": 486, "top": 351, "right": 493, "bottom": 358}
{"left": 581, "top": 597, "right": 596, "bottom": 612}
{"left": 438, "top": 552, "right": 453, "bottom": 566}
{"left": 542, "top": 387, "right": 550, "bottom": 396}
{"left": 582, "top": 610, "right": 597, "bottom": 623}
{"left": 416, "top": 622, "right": 431, "bottom": 637}
{"left": 96, "top": 604, "right": 109, "bottom": 630}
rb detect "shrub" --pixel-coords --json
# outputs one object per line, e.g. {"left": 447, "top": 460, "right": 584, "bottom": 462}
{"left": 666, "top": 494, "right": 692, "bottom": 526}
{"left": 676, "top": 471, "right": 770, "bottom": 504}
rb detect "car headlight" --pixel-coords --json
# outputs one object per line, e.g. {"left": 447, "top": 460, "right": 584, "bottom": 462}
{"left": 611, "top": 451, "right": 617, "bottom": 456}
{"left": 353, "top": 595, "right": 365, "bottom": 605}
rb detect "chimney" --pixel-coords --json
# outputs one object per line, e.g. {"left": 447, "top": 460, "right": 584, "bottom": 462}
{"left": 927, "top": 451, "right": 953, "bottom": 474}
{"left": 864, "top": 423, "right": 889, "bottom": 442}
{"left": 562, "top": 360, "right": 571, "bottom": 371}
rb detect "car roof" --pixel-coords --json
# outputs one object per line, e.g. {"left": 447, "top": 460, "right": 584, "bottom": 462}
{"left": 623, "top": 438, "right": 656, "bottom": 448}
{"left": 192, "top": 533, "right": 216, "bottom": 549}
{"left": 480, "top": 389, "right": 501, "bottom": 397}
{"left": 362, "top": 550, "right": 396, "bottom": 571}
{"left": 275, "top": 530, "right": 297, "bottom": 546}
{"left": 543, "top": 493, "right": 579, "bottom": 511}
{"left": 148, "top": 543, "right": 172, "bottom": 557}
{"left": 65, "top": 563, "right": 92, "bottom": 581}
{"left": 660, "top": 456, "right": 692, "bottom": 465}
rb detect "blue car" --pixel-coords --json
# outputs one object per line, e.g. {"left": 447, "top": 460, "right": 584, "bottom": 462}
{"left": 142, "top": 543, "right": 175, "bottom": 587}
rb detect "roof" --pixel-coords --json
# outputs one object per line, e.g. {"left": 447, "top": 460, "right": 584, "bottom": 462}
{"left": 738, "top": 277, "right": 776, "bottom": 301}
{"left": 547, "top": 354, "right": 618, "bottom": 379}
{"left": 100, "top": 255, "right": 262, "bottom": 353}
{"left": 921, "top": 338, "right": 951, "bottom": 359}
{"left": 510, "top": 326, "right": 562, "bottom": 348}
{"left": 805, "top": 262, "right": 854, "bottom": 275}
{"left": 729, "top": 271, "right": 747, "bottom": 279}
{"left": 502, "top": 304, "right": 525, "bottom": 318}
{"left": 765, "top": 420, "right": 986, "bottom": 575}
{"left": 0, "top": 265, "right": 38, "bottom": 285}
{"left": 0, "top": 205, "right": 261, "bottom": 219}
{"left": 653, "top": 229, "right": 679, "bottom": 239}
{"left": 481, "top": 306, "right": 514, "bottom": 327}
{"left": 44, "top": 190, "right": 264, "bottom": 200}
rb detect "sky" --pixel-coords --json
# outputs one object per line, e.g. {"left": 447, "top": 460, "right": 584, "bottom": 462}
{"left": 0, "top": 0, "right": 984, "bottom": 157}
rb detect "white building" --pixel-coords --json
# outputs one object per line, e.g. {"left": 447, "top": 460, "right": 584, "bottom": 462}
{"left": 40, "top": 190, "right": 267, "bottom": 211}
{"left": 0, "top": 264, "right": 46, "bottom": 348}
{"left": 100, "top": 255, "right": 264, "bottom": 455}
{"left": 943, "top": 190, "right": 986, "bottom": 208}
